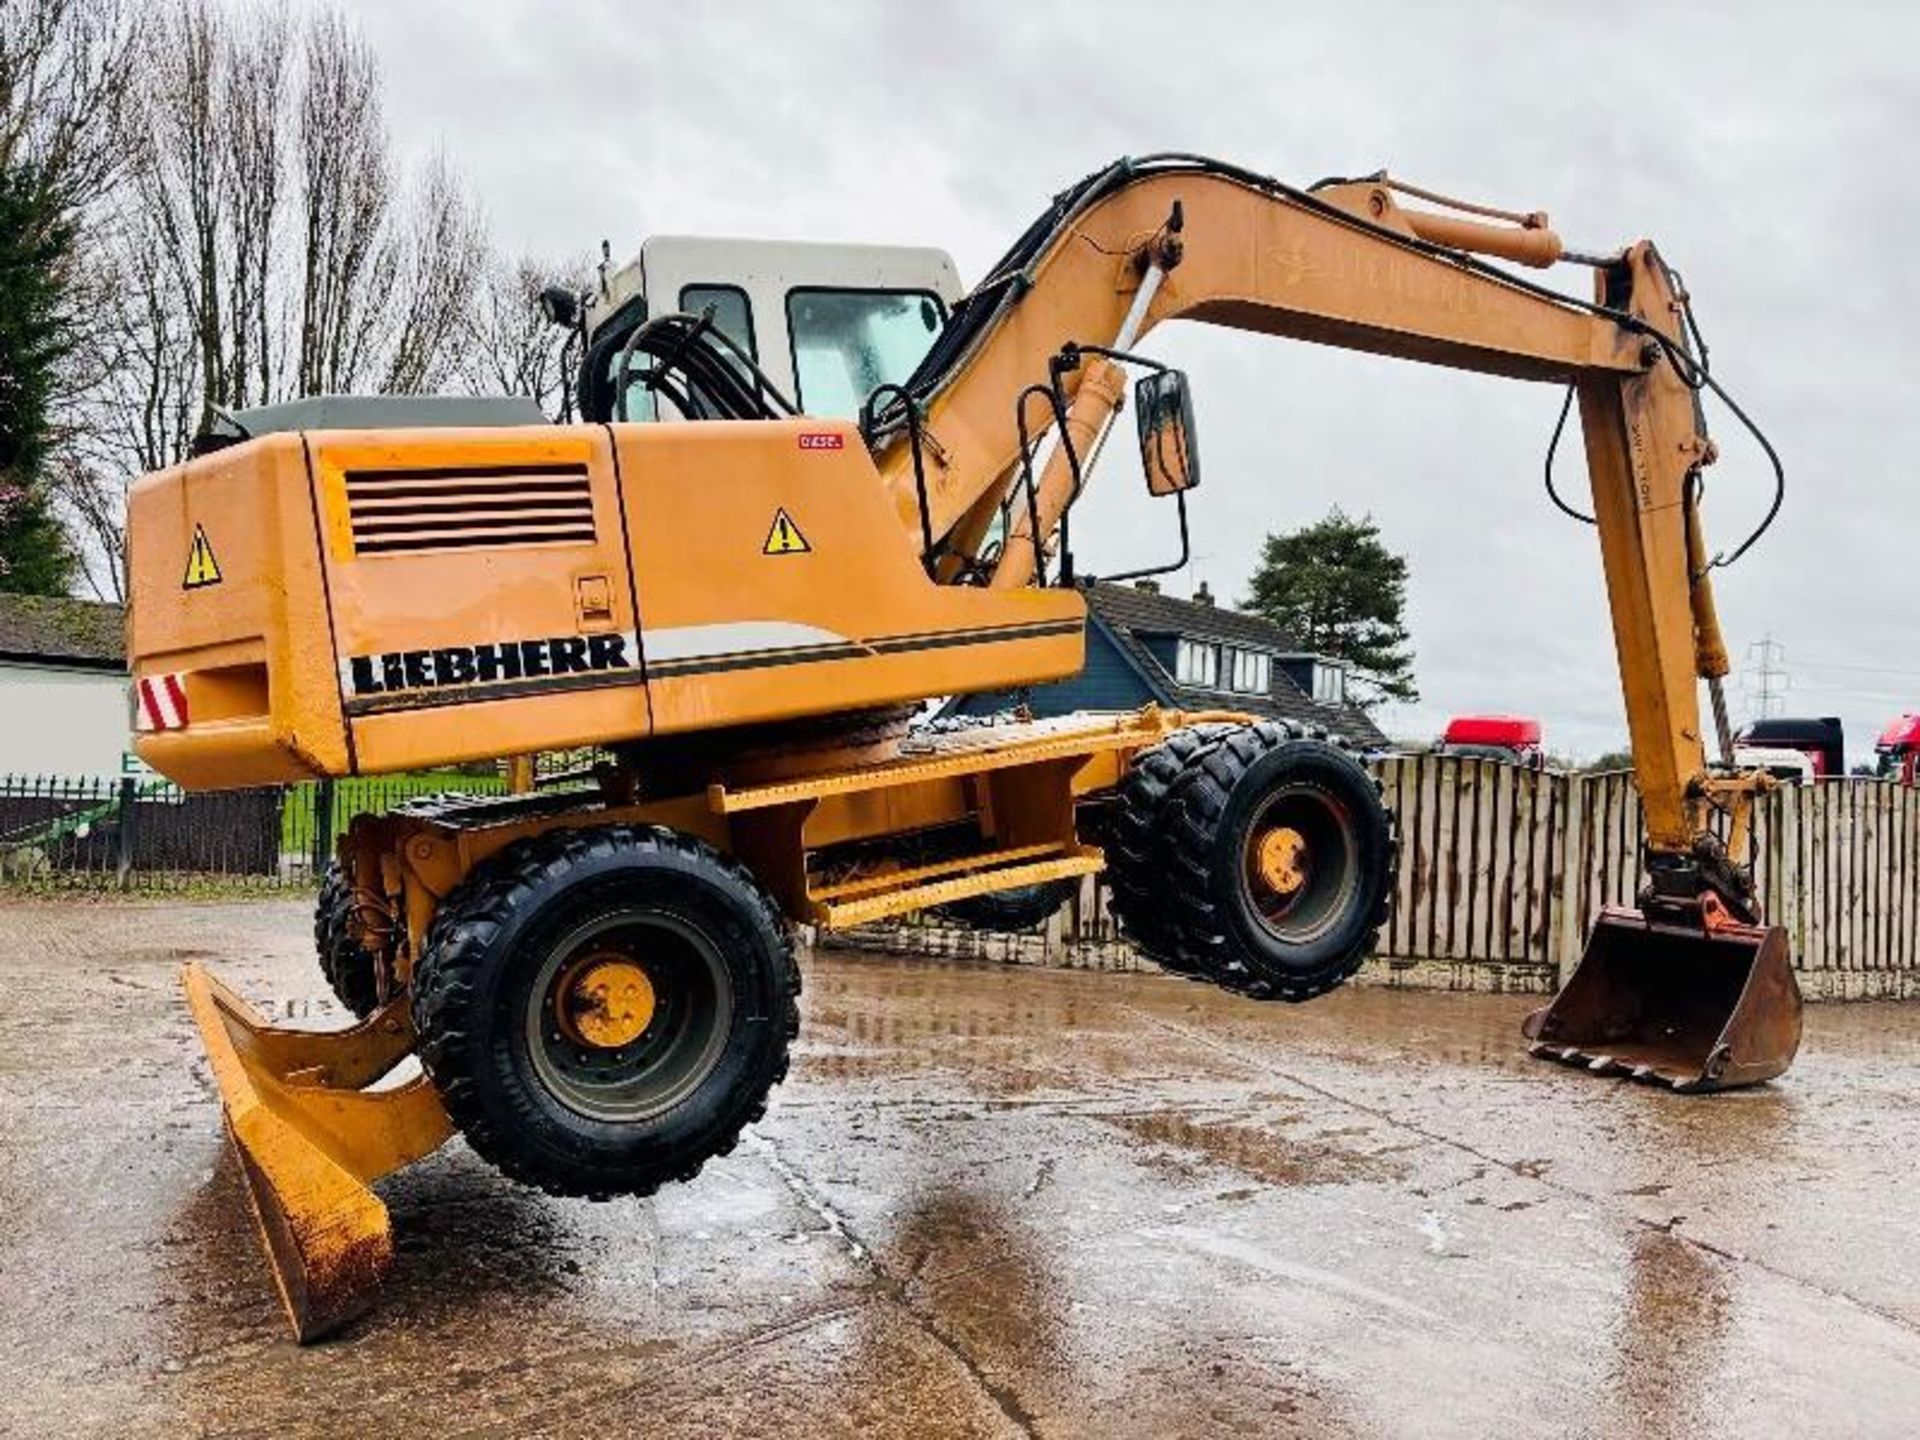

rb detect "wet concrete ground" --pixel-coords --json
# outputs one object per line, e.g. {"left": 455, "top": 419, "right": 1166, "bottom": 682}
{"left": 2, "top": 899, "right": 1919, "bottom": 1438}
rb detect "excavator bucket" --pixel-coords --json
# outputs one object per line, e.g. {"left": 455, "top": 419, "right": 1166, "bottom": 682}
{"left": 1523, "top": 905, "right": 1803, "bottom": 1092}
{"left": 182, "top": 963, "right": 453, "bottom": 1341}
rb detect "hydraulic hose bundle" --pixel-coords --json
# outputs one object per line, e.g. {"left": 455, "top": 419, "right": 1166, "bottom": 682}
{"left": 611, "top": 311, "right": 798, "bottom": 422}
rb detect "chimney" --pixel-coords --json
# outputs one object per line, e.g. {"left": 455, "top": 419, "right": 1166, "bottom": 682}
{"left": 1133, "top": 579, "right": 1160, "bottom": 594}
{"left": 1193, "top": 581, "right": 1215, "bottom": 607}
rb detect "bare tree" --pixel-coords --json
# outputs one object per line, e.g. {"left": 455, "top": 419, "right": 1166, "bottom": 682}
{"left": 380, "top": 154, "right": 487, "bottom": 395}
{"left": 0, "top": 0, "right": 139, "bottom": 216}
{"left": 459, "top": 253, "right": 591, "bottom": 417}
{"left": 220, "top": 8, "right": 289, "bottom": 408}
{"left": 57, "top": 0, "right": 501, "bottom": 599}
{"left": 295, "top": 9, "right": 389, "bottom": 396}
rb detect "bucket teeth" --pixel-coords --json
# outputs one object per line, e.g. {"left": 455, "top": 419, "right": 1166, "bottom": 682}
{"left": 1523, "top": 905, "right": 1803, "bottom": 1093}
{"left": 182, "top": 963, "right": 452, "bottom": 1341}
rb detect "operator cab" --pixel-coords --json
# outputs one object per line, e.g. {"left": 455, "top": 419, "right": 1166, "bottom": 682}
{"left": 577, "top": 236, "right": 963, "bottom": 422}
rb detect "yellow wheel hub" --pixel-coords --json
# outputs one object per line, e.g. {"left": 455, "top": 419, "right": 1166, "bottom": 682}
{"left": 1255, "top": 826, "right": 1310, "bottom": 895}
{"left": 559, "top": 957, "right": 656, "bottom": 1050}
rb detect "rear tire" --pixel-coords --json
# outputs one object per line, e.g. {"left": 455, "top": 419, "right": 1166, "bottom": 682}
{"left": 411, "top": 825, "right": 800, "bottom": 1199}
{"left": 314, "top": 861, "right": 381, "bottom": 1018}
{"left": 1161, "top": 722, "right": 1395, "bottom": 1001}
{"left": 1105, "top": 724, "right": 1237, "bottom": 975}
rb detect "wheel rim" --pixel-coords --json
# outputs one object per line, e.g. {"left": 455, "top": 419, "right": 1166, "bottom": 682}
{"left": 1237, "top": 784, "right": 1361, "bottom": 944}
{"left": 525, "top": 908, "right": 733, "bottom": 1122}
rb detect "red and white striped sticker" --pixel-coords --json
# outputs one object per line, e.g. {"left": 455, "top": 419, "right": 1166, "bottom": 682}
{"left": 135, "top": 673, "right": 189, "bottom": 732}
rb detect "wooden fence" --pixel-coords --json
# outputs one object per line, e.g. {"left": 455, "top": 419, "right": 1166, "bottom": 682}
{"left": 838, "top": 757, "right": 1920, "bottom": 1000}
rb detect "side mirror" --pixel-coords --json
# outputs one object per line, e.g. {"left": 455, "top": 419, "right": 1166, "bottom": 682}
{"left": 1135, "top": 368, "right": 1199, "bottom": 495}
{"left": 538, "top": 284, "right": 580, "bottom": 329}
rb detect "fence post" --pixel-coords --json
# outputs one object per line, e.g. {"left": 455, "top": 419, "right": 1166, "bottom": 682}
{"left": 1553, "top": 770, "right": 1587, "bottom": 985}
{"left": 115, "top": 774, "right": 138, "bottom": 890}
{"left": 311, "top": 779, "right": 336, "bottom": 876}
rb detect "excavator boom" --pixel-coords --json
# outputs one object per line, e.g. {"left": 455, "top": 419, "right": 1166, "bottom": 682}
{"left": 862, "top": 156, "right": 1798, "bottom": 1088}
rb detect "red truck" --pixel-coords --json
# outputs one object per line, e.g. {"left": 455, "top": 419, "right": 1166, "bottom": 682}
{"left": 1876, "top": 715, "right": 1920, "bottom": 785}
{"left": 1438, "top": 715, "right": 1544, "bottom": 767}
{"left": 1732, "top": 716, "right": 1845, "bottom": 778}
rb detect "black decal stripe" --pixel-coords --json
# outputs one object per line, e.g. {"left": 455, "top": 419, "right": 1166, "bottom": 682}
{"left": 343, "top": 665, "right": 645, "bottom": 716}
{"left": 647, "top": 620, "right": 1080, "bottom": 679}
{"left": 648, "top": 644, "right": 871, "bottom": 678}
{"left": 307, "top": 435, "right": 358, "bottom": 772}
{"left": 867, "top": 619, "right": 1081, "bottom": 653}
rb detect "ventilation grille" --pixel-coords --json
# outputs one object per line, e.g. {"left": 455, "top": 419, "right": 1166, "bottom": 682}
{"left": 345, "top": 463, "right": 597, "bottom": 555}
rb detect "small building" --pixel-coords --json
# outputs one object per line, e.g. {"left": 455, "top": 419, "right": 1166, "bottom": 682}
{"left": 0, "top": 594, "right": 131, "bottom": 779}
{"left": 943, "top": 580, "right": 1389, "bottom": 747}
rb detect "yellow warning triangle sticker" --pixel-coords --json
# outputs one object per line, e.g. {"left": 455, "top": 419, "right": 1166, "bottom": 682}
{"left": 182, "top": 524, "right": 223, "bottom": 588}
{"left": 762, "top": 508, "right": 811, "bottom": 555}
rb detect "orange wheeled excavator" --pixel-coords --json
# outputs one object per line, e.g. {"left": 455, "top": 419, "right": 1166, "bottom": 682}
{"left": 128, "top": 155, "right": 1800, "bottom": 1339}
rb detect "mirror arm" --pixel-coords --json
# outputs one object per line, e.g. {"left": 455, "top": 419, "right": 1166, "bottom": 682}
{"left": 1057, "top": 341, "right": 1169, "bottom": 376}
{"left": 1040, "top": 340, "right": 1192, "bottom": 587}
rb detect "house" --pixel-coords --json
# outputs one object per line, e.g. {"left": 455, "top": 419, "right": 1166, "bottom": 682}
{"left": 942, "top": 580, "right": 1389, "bottom": 747}
{"left": 0, "top": 594, "right": 131, "bottom": 779}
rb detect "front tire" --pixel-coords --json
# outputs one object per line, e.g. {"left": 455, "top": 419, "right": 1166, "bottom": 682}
{"left": 412, "top": 825, "right": 800, "bottom": 1199}
{"left": 1105, "top": 724, "right": 1236, "bottom": 975}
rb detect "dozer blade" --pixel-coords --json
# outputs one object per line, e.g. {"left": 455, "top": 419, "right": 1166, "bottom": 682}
{"left": 182, "top": 963, "right": 453, "bottom": 1341}
{"left": 1523, "top": 904, "right": 1803, "bottom": 1092}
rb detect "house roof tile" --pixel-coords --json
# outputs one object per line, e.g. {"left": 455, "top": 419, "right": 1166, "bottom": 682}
{"left": 0, "top": 594, "right": 126, "bottom": 668}
{"left": 1083, "top": 581, "right": 1387, "bottom": 748}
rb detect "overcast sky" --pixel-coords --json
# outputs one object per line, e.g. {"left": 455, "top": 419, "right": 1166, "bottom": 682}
{"left": 329, "top": 0, "right": 1918, "bottom": 761}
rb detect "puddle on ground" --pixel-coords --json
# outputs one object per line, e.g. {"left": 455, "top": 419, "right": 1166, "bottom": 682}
{"left": 1104, "top": 1110, "right": 1408, "bottom": 1189}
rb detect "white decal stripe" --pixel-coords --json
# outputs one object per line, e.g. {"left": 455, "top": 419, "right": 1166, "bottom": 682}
{"left": 642, "top": 621, "right": 851, "bottom": 662}
{"left": 136, "top": 674, "right": 186, "bottom": 731}
{"left": 153, "top": 675, "right": 180, "bottom": 729}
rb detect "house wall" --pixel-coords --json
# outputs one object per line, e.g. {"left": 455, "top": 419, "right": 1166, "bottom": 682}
{"left": 1136, "top": 633, "right": 1178, "bottom": 673}
{"left": 0, "top": 663, "right": 132, "bottom": 779}
{"left": 947, "top": 623, "right": 1152, "bottom": 718}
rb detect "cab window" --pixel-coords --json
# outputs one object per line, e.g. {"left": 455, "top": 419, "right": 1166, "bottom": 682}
{"left": 678, "top": 284, "right": 757, "bottom": 359}
{"left": 786, "top": 288, "right": 945, "bottom": 418}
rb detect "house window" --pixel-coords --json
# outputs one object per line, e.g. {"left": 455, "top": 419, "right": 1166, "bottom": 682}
{"left": 1313, "top": 662, "right": 1345, "bottom": 705}
{"left": 1228, "top": 649, "right": 1270, "bottom": 696}
{"left": 1176, "top": 639, "right": 1218, "bottom": 688}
